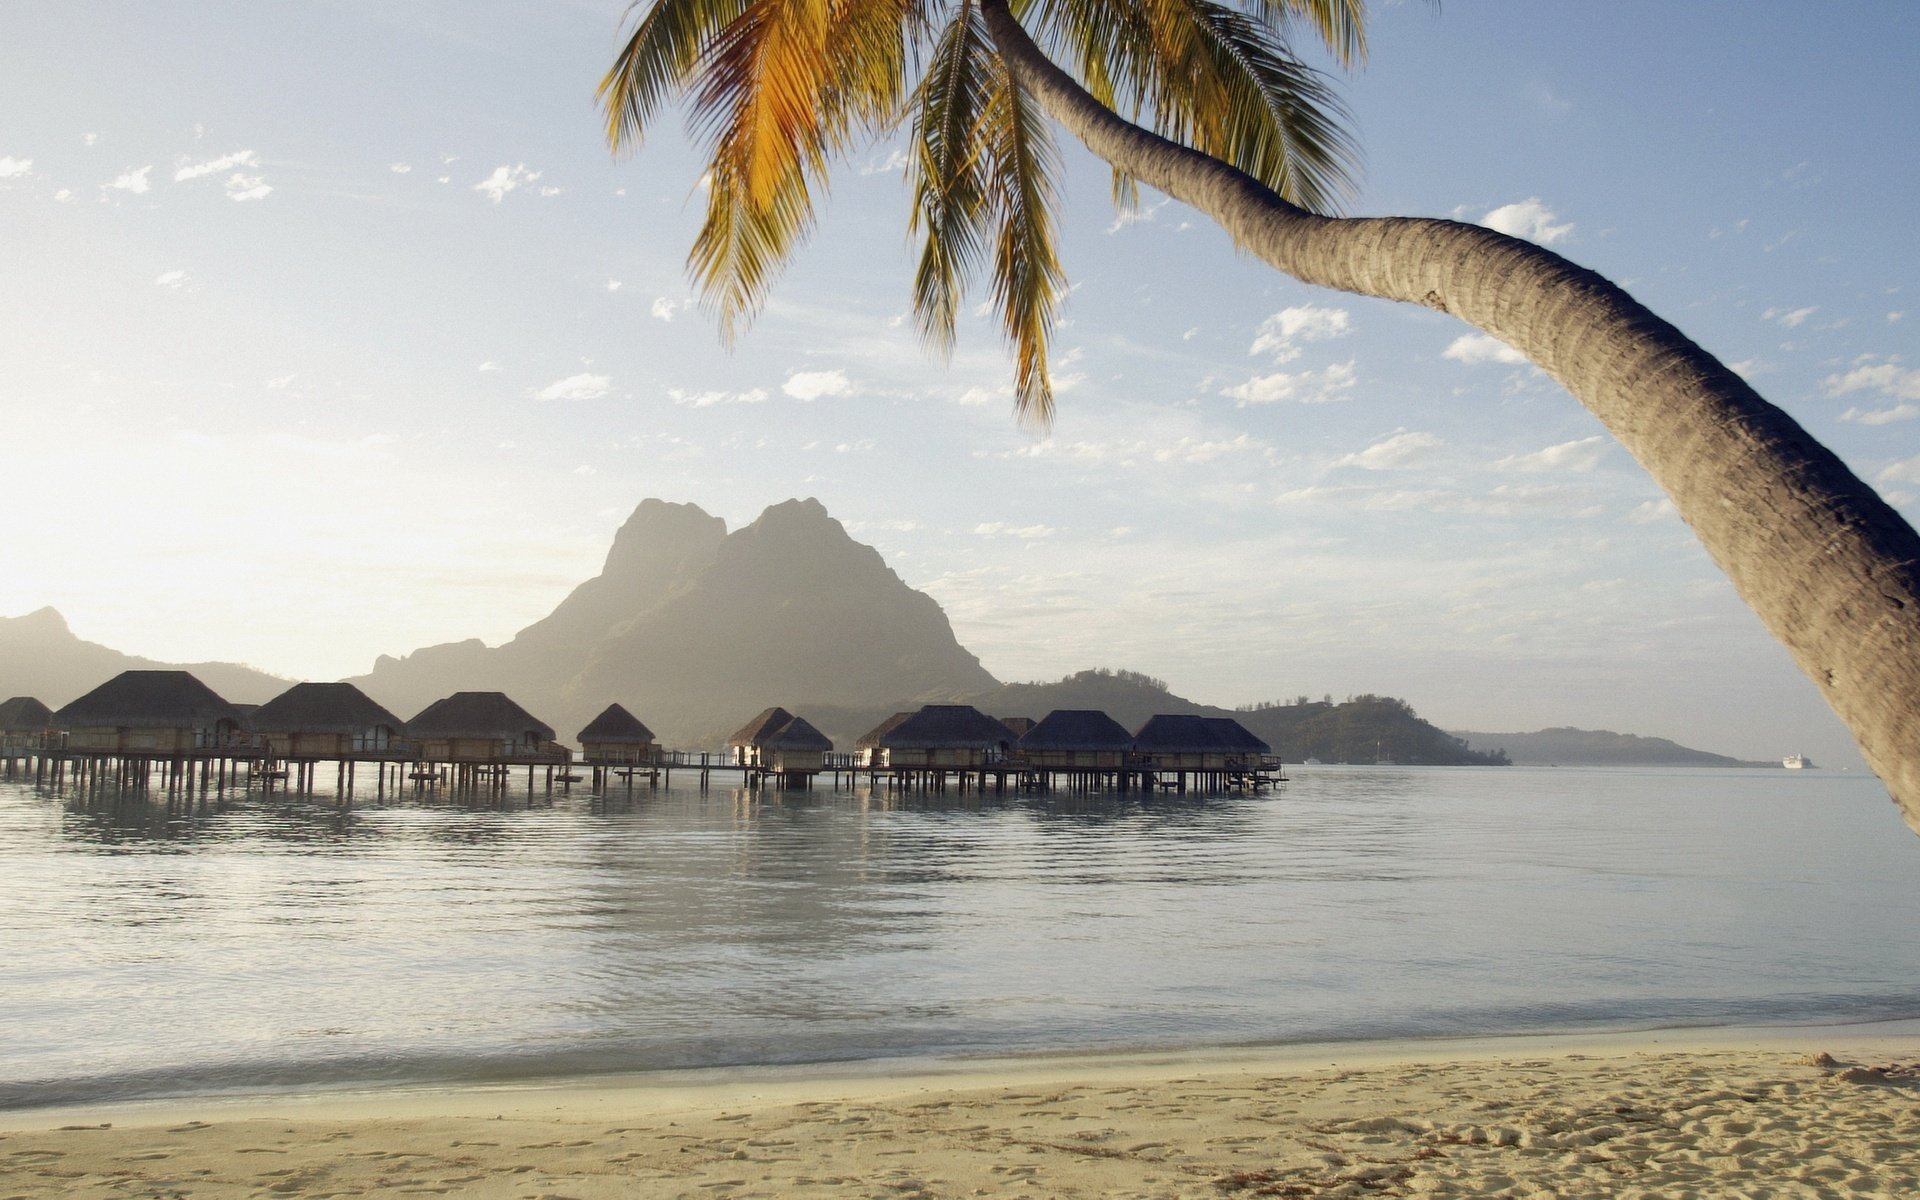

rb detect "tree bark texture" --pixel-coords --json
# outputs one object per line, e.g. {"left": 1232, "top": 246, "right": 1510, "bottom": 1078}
{"left": 982, "top": 0, "right": 1920, "bottom": 833}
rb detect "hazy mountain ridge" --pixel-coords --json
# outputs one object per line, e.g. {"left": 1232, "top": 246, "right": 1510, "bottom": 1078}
{"left": 1449, "top": 726, "right": 1765, "bottom": 767}
{"left": 0, "top": 498, "right": 1742, "bottom": 767}
{"left": 0, "top": 607, "right": 288, "bottom": 707}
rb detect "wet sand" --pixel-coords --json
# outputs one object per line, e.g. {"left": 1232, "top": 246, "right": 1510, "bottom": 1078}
{"left": 4, "top": 1026, "right": 1916, "bottom": 1198}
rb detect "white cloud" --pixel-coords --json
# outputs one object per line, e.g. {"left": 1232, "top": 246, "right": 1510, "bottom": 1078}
{"left": 477, "top": 361, "right": 501, "bottom": 372}
{"left": 107, "top": 166, "right": 152, "bottom": 194}
{"left": 1221, "top": 361, "right": 1356, "bottom": 406}
{"left": 531, "top": 372, "right": 612, "bottom": 401}
{"left": 0, "top": 156, "right": 32, "bottom": 179}
{"left": 1891, "top": 311, "right": 1906, "bottom": 324}
{"left": 474, "top": 164, "right": 541, "bottom": 204}
{"left": 1825, "top": 359, "right": 1920, "bottom": 402}
{"left": 1106, "top": 196, "right": 1171, "bottom": 234}
{"left": 224, "top": 173, "right": 271, "bottom": 202}
{"left": 1841, "top": 404, "right": 1920, "bottom": 426}
{"left": 174, "top": 149, "right": 257, "bottom": 182}
{"left": 1480, "top": 197, "right": 1573, "bottom": 244}
{"left": 1762, "top": 305, "right": 1817, "bottom": 328}
{"left": 82, "top": 133, "right": 99, "bottom": 147}
{"left": 1626, "top": 497, "right": 1678, "bottom": 524}
{"left": 955, "top": 384, "right": 1011, "bottom": 407}
{"left": 782, "top": 368, "right": 856, "bottom": 401}
{"left": 650, "top": 296, "right": 690, "bottom": 322}
{"left": 390, "top": 162, "right": 412, "bottom": 174}
{"left": 154, "top": 269, "right": 187, "bottom": 289}
{"left": 1249, "top": 305, "right": 1351, "bottom": 362}
{"left": 858, "top": 148, "right": 908, "bottom": 176}
{"left": 1332, "top": 430, "right": 1444, "bottom": 471}
{"left": 573, "top": 465, "right": 596, "bottom": 477}
{"left": 668, "top": 386, "right": 768, "bottom": 407}
{"left": 1877, "top": 456, "right": 1920, "bottom": 487}
{"left": 1491, "top": 435, "right": 1610, "bottom": 474}
{"left": 1728, "top": 358, "right": 1772, "bottom": 381}
{"left": 974, "top": 522, "right": 1056, "bottom": 539}
{"left": 537, "top": 186, "right": 561, "bottom": 197}
{"left": 263, "top": 374, "right": 296, "bottom": 389}
{"left": 1442, "top": 332, "right": 1527, "bottom": 366}
{"left": 605, "top": 279, "right": 622, "bottom": 292}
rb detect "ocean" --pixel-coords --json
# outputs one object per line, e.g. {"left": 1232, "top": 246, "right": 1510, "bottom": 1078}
{"left": 3, "top": 764, "right": 1917, "bottom": 1109}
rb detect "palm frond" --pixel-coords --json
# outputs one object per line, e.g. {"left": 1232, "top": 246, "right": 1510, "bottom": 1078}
{"left": 981, "top": 61, "right": 1066, "bottom": 425}
{"left": 600, "top": 0, "right": 752, "bottom": 153}
{"left": 907, "top": 1, "right": 998, "bottom": 354}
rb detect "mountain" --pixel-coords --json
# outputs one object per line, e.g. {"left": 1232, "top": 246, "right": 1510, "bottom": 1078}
{"left": 350, "top": 498, "right": 997, "bottom": 744}
{"left": 0, "top": 606, "right": 287, "bottom": 707}
{"left": 1447, "top": 726, "right": 1761, "bottom": 767}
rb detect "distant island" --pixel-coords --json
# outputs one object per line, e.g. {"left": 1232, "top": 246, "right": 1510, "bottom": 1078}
{"left": 0, "top": 496, "right": 1742, "bottom": 767}
{"left": 1447, "top": 726, "right": 1772, "bottom": 768}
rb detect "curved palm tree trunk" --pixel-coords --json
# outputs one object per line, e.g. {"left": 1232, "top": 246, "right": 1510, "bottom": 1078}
{"left": 982, "top": 0, "right": 1920, "bottom": 832}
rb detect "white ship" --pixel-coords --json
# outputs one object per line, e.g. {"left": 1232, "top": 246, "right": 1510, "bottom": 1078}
{"left": 1782, "top": 754, "right": 1813, "bottom": 769}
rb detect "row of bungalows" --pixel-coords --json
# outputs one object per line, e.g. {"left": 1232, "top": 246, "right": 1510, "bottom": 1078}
{"left": 17, "top": 670, "right": 574, "bottom": 769}
{"left": 848, "top": 705, "right": 1275, "bottom": 775}
{"left": 0, "top": 696, "right": 56, "bottom": 756}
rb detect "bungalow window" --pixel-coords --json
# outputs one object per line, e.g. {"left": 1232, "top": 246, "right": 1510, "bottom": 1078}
{"left": 352, "top": 725, "right": 391, "bottom": 752}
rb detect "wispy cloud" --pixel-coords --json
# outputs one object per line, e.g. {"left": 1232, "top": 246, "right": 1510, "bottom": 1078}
{"left": 107, "top": 165, "right": 152, "bottom": 194}
{"left": 390, "top": 162, "right": 412, "bottom": 174}
{"left": 1442, "top": 332, "right": 1527, "bottom": 366}
{"left": 0, "top": 156, "right": 33, "bottom": 179}
{"left": 1626, "top": 497, "right": 1678, "bottom": 524}
{"left": 974, "top": 522, "right": 1056, "bottom": 539}
{"left": 1249, "top": 305, "right": 1351, "bottom": 362}
{"left": 1221, "top": 361, "right": 1356, "bottom": 406}
{"left": 154, "top": 269, "right": 188, "bottom": 290}
{"left": 782, "top": 368, "right": 856, "bottom": 401}
{"left": 1106, "top": 195, "right": 1171, "bottom": 234}
{"left": 174, "top": 149, "right": 257, "bottom": 182}
{"left": 1825, "top": 358, "right": 1920, "bottom": 402}
{"left": 474, "top": 164, "right": 541, "bottom": 204}
{"left": 531, "top": 372, "right": 612, "bottom": 401}
{"left": 1332, "top": 430, "right": 1444, "bottom": 471}
{"left": 1762, "top": 305, "right": 1817, "bottom": 328}
{"left": 1480, "top": 197, "right": 1573, "bottom": 244}
{"left": 224, "top": 173, "right": 271, "bottom": 201}
{"left": 1492, "top": 435, "right": 1610, "bottom": 473}
{"left": 650, "top": 296, "right": 691, "bottom": 322}
{"left": 668, "top": 386, "right": 767, "bottom": 407}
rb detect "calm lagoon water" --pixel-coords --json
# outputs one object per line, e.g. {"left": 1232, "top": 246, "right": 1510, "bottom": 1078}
{"left": 3, "top": 765, "right": 1919, "bottom": 1108}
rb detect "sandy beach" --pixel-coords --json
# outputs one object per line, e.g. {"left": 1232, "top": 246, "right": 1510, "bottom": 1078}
{"left": 4, "top": 1026, "right": 1916, "bottom": 1198}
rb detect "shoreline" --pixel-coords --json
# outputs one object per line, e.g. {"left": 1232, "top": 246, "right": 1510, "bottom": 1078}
{"left": 10, "top": 1016, "right": 1920, "bottom": 1129}
{"left": 5, "top": 1023, "right": 1916, "bottom": 1198}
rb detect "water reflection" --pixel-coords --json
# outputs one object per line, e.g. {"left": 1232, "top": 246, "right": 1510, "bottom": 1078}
{"left": 3, "top": 766, "right": 1919, "bottom": 1109}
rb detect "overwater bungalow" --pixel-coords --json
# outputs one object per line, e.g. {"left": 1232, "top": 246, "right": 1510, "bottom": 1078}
{"left": 52, "top": 670, "right": 249, "bottom": 756}
{"left": 1130, "top": 714, "right": 1234, "bottom": 772}
{"left": 853, "top": 711, "right": 913, "bottom": 768}
{"left": 406, "top": 692, "right": 568, "bottom": 765}
{"left": 727, "top": 706, "right": 794, "bottom": 767}
{"left": 578, "top": 703, "right": 657, "bottom": 766}
{"left": 763, "top": 716, "right": 833, "bottom": 775}
{"left": 865, "top": 704, "right": 1014, "bottom": 769}
{"left": 999, "top": 716, "right": 1036, "bottom": 739}
{"left": 0, "top": 696, "right": 55, "bottom": 755}
{"left": 1204, "top": 717, "right": 1273, "bottom": 768}
{"left": 249, "top": 682, "right": 408, "bottom": 761}
{"left": 1016, "top": 709, "right": 1134, "bottom": 771}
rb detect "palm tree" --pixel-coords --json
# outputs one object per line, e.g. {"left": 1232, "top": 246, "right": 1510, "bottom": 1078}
{"left": 600, "top": 0, "right": 1920, "bottom": 833}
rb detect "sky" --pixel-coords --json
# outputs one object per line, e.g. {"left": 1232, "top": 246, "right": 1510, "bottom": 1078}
{"left": 2, "top": 1, "right": 1915, "bottom": 769}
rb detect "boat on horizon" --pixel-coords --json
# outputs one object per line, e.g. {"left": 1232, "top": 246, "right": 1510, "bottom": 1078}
{"left": 1782, "top": 754, "right": 1813, "bottom": 769}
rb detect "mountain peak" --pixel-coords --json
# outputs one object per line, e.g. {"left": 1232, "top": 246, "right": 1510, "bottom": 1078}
{"left": 5, "top": 606, "right": 72, "bottom": 636}
{"left": 601, "top": 499, "right": 728, "bottom": 579}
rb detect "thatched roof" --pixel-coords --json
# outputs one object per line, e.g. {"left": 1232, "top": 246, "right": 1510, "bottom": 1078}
{"left": 406, "top": 692, "right": 555, "bottom": 742}
{"left": 250, "top": 682, "right": 403, "bottom": 736}
{"left": 1205, "top": 717, "right": 1271, "bottom": 755}
{"left": 766, "top": 715, "right": 833, "bottom": 752}
{"left": 1017, "top": 709, "right": 1134, "bottom": 753}
{"left": 578, "top": 703, "right": 655, "bottom": 744}
{"left": 999, "top": 716, "right": 1036, "bottom": 737}
{"left": 727, "top": 706, "right": 794, "bottom": 748}
{"left": 855, "top": 711, "right": 914, "bottom": 749}
{"left": 53, "top": 671, "right": 243, "bottom": 730}
{"left": 0, "top": 696, "right": 54, "bottom": 732}
{"left": 875, "top": 704, "right": 1013, "bottom": 749}
{"left": 1131, "top": 714, "right": 1230, "bottom": 754}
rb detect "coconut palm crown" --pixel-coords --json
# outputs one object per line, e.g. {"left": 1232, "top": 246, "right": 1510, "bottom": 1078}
{"left": 602, "top": 0, "right": 1920, "bottom": 835}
